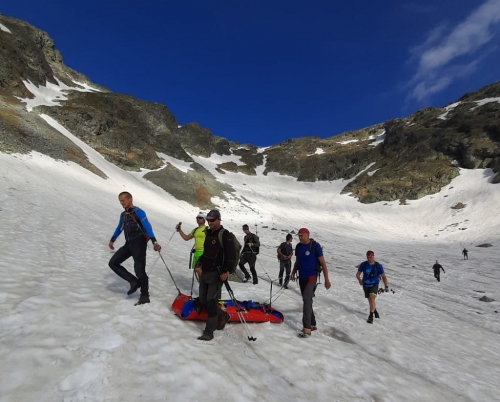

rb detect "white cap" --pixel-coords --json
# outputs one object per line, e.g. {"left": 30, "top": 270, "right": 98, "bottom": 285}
{"left": 196, "top": 212, "right": 207, "bottom": 219}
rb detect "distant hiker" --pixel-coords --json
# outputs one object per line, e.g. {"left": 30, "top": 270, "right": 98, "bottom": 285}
{"left": 432, "top": 260, "right": 445, "bottom": 282}
{"left": 356, "top": 250, "right": 389, "bottom": 324}
{"left": 462, "top": 248, "right": 468, "bottom": 260}
{"left": 290, "top": 228, "right": 331, "bottom": 337}
{"left": 176, "top": 212, "right": 207, "bottom": 268}
{"left": 195, "top": 209, "right": 236, "bottom": 341}
{"left": 238, "top": 224, "right": 260, "bottom": 284}
{"left": 108, "top": 192, "right": 161, "bottom": 306}
{"left": 277, "top": 234, "right": 294, "bottom": 288}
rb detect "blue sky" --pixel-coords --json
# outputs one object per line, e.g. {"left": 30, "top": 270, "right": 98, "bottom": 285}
{"left": 2, "top": 1, "right": 500, "bottom": 146}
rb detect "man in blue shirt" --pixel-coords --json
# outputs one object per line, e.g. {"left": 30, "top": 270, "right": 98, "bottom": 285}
{"left": 108, "top": 192, "right": 161, "bottom": 306}
{"left": 290, "top": 228, "right": 331, "bottom": 337}
{"left": 356, "top": 250, "right": 389, "bottom": 323}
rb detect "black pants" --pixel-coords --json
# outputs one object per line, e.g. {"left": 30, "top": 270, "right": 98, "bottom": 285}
{"left": 239, "top": 253, "right": 257, "bottom": 283}
{"left": 199, "top": 271, "right": 225, "bottom": 335}
{"left": 279, "top": 259, "right": 291, "bottom": 286}
{"left": 109, "top": 240, "right": 149, "bottom": 295}
{"left": 434, "top": 271, "right": 441, "bottom": 282}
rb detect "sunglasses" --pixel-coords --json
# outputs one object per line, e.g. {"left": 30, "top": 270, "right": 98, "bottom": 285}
{"left": 207, "top": 218, "right": 217, "bottom": 223}
{"left": 196, "top": 217, "right": 204, "bottom": 219}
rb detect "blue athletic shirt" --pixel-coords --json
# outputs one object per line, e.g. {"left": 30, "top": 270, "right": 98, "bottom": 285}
{"left": 296, "top": 241, "right": 323, "bottom": 278}
{"left": 111, "top": 207, "right": 157, "bottom": 243}
{"left": 358, "top": 261, "right": 385, "bottom": 287}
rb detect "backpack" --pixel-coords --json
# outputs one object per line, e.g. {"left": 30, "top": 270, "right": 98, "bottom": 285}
{"left": 360, "top": 261, "right": 381, "bottom": 282}
{"left": 277, "top": 242, "right": 291, "bottom": 260}
{"left": 127, "top": 208, "right": 151, "bottom": 242}
{"left": 218, "top": 228, "right": 242, "bottom": 274}
{"left": 249, "top": 234, "right": 260, "bottom": 255}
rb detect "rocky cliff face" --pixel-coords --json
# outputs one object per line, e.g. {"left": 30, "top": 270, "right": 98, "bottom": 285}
{"left": 1, "top": 13, "right": 499, "bottom": 206}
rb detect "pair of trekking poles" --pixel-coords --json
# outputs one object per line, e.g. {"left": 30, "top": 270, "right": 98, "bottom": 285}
{"left": 152, "top": 224, "right": 257, "bottom": 342}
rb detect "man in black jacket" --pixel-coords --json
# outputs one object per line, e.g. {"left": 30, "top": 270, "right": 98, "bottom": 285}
{"left": 432, "top": 260, "right": 445, "bottom": 282}
{"left": 195, "top": 209, "right": 236, "bottom": 341}
{"left": 238, "top": 224, "right": 260, "bottom": 284}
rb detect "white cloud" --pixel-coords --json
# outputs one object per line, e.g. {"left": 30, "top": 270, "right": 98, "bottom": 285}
{"left": 407, "top": 0, "right": 500, "bottom": 101}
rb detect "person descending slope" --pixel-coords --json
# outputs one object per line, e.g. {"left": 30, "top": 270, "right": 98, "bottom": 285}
{"left": 238, "top": 224, "right": 260, "bottom": 284}
{"left": 290, "top": 228, "right": 331, "bottom": 338}
{"left": 108, "top": 192, "right": 161, "bottom": 306}
{"left": 356, "top": 250, "right": 389, "bottom": 323}
{"left": 432, "top": 260, "right": 445, "bottom": 282}
{"left": 462, "top": 248, "right": 469, "bottom": 260}
{"left": 277, "top": 234, "right": 293, "bottom": 288}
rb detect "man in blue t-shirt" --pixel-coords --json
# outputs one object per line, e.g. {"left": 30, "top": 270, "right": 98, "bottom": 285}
{"left": 290, "top": 228, "right": 331, "bottom": 337}
{"left": 356, "top": 250, "right": 389, "bottom": 324}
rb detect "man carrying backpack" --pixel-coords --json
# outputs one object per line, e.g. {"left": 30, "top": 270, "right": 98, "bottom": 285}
{"left": 108, "top": 192, "right": 161, "bottom": 306}
{"left": 277, "top": 234, "right": 294, "bottom": 288}
{"left": 195, "top": 209, "right": 236, "bottom": 341}
{"left": 432, "top": 260, "right": 445, "bottom": 282}
{"left": 290, "top": 228, "right": 331, "bottom": 337}
{"left": 176, "top": 212, "right": 207, "bottom": 269}
{"left": 356, "top": 250, "right": 389, "bottom": 324}
{"left": 238, "top": 224, "right": 260, "bottom": 284}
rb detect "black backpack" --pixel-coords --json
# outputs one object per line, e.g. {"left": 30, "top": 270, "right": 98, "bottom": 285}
{"left": 218, "top": 229, "right": 242, "bottom": 274}
{"left": 249, "top": 234, "right": 260, "bottom": 255}
{"left": 360, "top": 261, "right": 381, "bottom": 281}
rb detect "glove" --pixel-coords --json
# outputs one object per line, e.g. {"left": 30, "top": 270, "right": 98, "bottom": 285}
{"left": 176, "top": 223, "right": 181, "bottom": 231}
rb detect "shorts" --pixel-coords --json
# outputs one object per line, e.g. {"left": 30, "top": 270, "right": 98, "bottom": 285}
{"left": 363, "top": 285, "right": 378, "bottom": 298}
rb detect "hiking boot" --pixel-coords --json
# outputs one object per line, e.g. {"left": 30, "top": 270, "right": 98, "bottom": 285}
{"left": 242, "top": 277, "right": 250, "bottom": 283}
{"left": 311, "top": 325, "right": 317, "bottom": 331}
{"left": 127, "top": 281, "right": 140, "bottom": 295}
{"left": 197, "top": 331, "right": 214, "bottom": 341}
{"left": 367, "top": 315, "right": 373, "bottom": 324}
{"left": 253, "top": 279, "right": 258, "bottom": 285}
{"left": 135, "top": 294, "right": 150, "bottom": 306}
{"left": 217, "top": 312, "right": 231, "bottom": 330}
{"left": 374, "top": 310, "right": 380, "bottom": 319}
{"left": 298, "top": 328, "right": 312, "bottom": 338}
{"left": 279, "top": 280, "right": 283, "bottom": 286}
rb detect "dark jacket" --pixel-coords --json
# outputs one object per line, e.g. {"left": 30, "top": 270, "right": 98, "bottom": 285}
{"left": 198, "top": 226, "right": 236, "bottom": 273}
{"left": 433, "top": 264, "right": 445, "bottom": 272}
{"left": 242, "top": 233, "right": 260, "bottom": 254}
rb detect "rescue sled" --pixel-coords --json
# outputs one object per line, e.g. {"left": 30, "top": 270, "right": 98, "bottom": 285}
{"left": 172, "top": 293, "right": 284, "bottom": 323}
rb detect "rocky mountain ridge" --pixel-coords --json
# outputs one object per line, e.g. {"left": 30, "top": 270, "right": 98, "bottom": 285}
{"left": 1, "top": 13, "right": 499, "bottom": 207}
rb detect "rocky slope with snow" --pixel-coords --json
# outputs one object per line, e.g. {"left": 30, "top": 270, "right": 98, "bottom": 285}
{"left": 0, "top": 13, "right": 499, "bottom": 206}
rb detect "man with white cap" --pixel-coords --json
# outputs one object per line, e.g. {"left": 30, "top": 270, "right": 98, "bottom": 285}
{"left": 176, "top": 212, "right": 208, "bottom": 269}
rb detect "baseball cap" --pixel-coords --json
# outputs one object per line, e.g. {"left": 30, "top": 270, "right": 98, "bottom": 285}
{"left": 207, "top": 209, "right": 221, "bottom": 221}
{"left": 196, "top": 212, "right": 206, "bottom": 219}
{"left": 298, "top": 228, "right": 310, "bottom": 234}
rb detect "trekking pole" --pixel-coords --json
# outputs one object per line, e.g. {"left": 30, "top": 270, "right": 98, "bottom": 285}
{"left": 165, "top": 222, "right": 182, "bottom": 247}
{"left": 146, "top": 253, "right": 161, "bottom": 276}
{"left": 221, "top": 279, "right": 257, "bottom": 342}
{"left": 158, "top": 251, "right": 181, "bottom": 294}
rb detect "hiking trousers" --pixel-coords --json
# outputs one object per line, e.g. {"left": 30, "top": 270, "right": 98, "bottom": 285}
{"left": 199, "top": 270, "right": 225, "bottom": 334}
{"left": 434, "top": 271, "right": 441, "bottom": 282}
{"left": 299, "top": 276, "right": 317, "bottom": 329}
{"left": 109, "top": 240, "right": 149, "bottom": 295}
{"left": 279, "top": 259, "right": 291, "bottom": 286}
{"left": 239, "top": 253, "right": 257, "bottom": 282}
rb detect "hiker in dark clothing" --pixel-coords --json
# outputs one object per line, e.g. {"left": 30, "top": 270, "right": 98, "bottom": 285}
{"left": 462, "top": 248, "right": 468, "bottom": 260}
{"left": 195, "top": 209, "right": 236, "bottom": 341}
{"left": 108, "top": 192, "right": 161, "bottom": 306}
{"left": 277, "top": 234, "right": 294, "bottom": 288}
{"left": 290, "top": 228, "right": 331, "bottom": 337}
{"left": 433, "top": 260, "right": 445, "bottom": 282}
{"left": 238, "top": 224, "right": 260, "bottom": 284}
{"left": 356, "top": 250, "right": 389, "bottom": 324}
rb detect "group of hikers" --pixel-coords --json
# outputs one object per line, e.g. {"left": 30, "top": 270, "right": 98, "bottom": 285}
{"left": 107, "top": 192, "right": 465, "bottom": 341}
